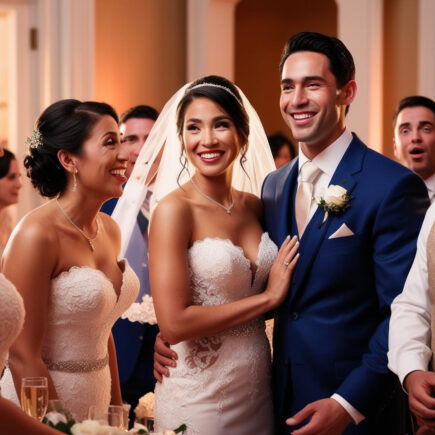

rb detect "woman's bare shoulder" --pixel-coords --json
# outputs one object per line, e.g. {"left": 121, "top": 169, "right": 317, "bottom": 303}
{"left": 10, "top": 202, "right": 58, "bottom": 246}
{"left": 153, "top": 189, "right": 193, "bottom": 221}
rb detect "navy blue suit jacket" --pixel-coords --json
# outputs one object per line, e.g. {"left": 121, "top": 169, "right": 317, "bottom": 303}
{"left": 262, "top": 135, "right": 429, "bottom": 434}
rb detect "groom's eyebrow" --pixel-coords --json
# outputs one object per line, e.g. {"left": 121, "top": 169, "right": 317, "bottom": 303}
{"left": 280, "top": 76, "right": 327, "bottom": 85}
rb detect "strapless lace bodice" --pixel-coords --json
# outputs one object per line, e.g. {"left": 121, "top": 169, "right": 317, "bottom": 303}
{"left": 42, "top": 261, "right": 138, "bottom": 362}
{"left": 155, "top": 233, "right": 277, "bottom": 435}
{"left": 1, "top": 260, "right": 139, "bottom": 420}
{"left": 0, "top": 274, "right": 24, "bottom": 378}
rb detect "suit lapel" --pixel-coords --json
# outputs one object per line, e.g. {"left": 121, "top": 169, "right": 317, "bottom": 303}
{"left": 290, "top": 135, "right": 366, "bottom": 302}
{"left": 273, "top": 158, "right": 298, "bottom": 245}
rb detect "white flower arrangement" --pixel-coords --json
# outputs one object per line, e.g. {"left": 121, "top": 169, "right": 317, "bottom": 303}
{"left": 135, "top": 392, "right": 155, "bottom": 419}
{"left": 315, "top": 184, "right": 351, "bottom": 224}
{"left": 45, "top": 411, "right": 69, "bottom": 426}
{"left": 71, "top": 419, "right": 125, "bottom": 435}
{"left": 121, "top": 294, "right": 157, "bottom": 324}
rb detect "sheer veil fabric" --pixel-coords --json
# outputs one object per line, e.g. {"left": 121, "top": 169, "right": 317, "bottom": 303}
{"left": 112, "top": 82, "right": 276, "bottom": 257}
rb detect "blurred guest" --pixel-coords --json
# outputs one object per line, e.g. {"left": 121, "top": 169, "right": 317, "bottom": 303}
{"left": 0, "top": 149, "right": 23, "bottom": 255}
{"left": 101, "top": 105, "right": 158, "bottom": 214}
{"left": 101, "top": 104, "right": 159, "bottom": 423}
{"left": 0, "top": 99, "right": 139, "bottom": 421}
{"left": 268, "top": 132, "right": 296, "bottom": 168}
{"left": 393, "top": 96, "right": 435, "bottom": 202}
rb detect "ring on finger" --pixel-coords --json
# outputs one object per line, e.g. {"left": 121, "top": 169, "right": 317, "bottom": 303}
{"left": 283, "top": 261, "right": 290, "bottom": 267}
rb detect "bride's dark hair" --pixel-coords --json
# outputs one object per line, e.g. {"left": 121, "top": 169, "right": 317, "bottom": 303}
{"left": 24, "top": 99, "right": 118, "bottom": 197}
{"left": 175, "top": 75, "right": 250, "bottom": 183}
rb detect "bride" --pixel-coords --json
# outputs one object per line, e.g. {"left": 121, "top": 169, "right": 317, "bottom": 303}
{"left": 0, "top": 100, "right": 139, "bottom": 421}
{"left": 113, "top": 76, "right": 299, "bottom": 434}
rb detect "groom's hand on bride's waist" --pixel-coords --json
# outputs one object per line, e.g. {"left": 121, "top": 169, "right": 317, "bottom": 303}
{"left": 153, "top": 332, "right": 178, "bottom": 382}
{"left": 286, "top": 398, "right": 353, "bottom": 435}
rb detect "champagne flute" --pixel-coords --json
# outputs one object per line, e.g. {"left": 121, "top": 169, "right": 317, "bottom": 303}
{"left": 89, "top": 404, "right": 124, "bottom": 428}
{"left": 122, "top": 403, "right": 131, "bottom": 430}
{"left": 20, "top": 377, "right": 48, "bottom": 421}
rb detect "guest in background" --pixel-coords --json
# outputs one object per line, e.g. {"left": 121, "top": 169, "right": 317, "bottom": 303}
{"left": 0, "top": 149, "right": 23, "bottom": 256}
{"left": 101, "top": 104, "right": 160, "bottom": 423}
{"left": 268, "top": 132, "right": 296, "bottom": 168}
{"left": 393, "top": 96, "right": 435, "bottom": 202}
{"left": 0, "top": 99, "right": 139, "bottom": 421}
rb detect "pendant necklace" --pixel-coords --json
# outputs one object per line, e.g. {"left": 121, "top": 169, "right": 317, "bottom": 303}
{"left": 190, "top": 178, "right": 234, "bottom": 214}
{"left": 55, "top": 197, "right": 99, "bottom": 251}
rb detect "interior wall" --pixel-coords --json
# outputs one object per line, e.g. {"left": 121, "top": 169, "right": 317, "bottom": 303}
{"left": 383, "top": 0, "right": 418, "bottom": 159}
{"left": 94, "top": 0, "right": 186, "bottom": 116}
{"left": 235, "top": 0, "right": 337, "bottom": 145}
{"left": 0, "top": 12, "right": 9, "bottom": 146}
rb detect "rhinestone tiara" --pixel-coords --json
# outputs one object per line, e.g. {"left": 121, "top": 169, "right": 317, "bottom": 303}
{"left": 188, "top": 83, "right": 242, "bottom": 105}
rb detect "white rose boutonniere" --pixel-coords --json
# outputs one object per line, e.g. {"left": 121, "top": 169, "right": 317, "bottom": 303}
{"left": 315, "top": 184, "right": 351, "bottom": 224}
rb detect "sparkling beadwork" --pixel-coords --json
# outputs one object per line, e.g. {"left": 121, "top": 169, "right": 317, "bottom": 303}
{"left": 43, "top": 354, "right": 109, "bottom": 373}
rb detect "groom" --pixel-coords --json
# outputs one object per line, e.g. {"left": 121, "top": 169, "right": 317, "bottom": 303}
{"left": 263, "top": 32, "right": 429, "bottom": 434}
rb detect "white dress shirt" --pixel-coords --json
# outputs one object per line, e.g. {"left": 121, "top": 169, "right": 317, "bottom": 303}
{"left": 298, "top": 128, "right": 352, "bottom": 221}
{"left": 424, "top": 173, "right": 435, "bottom": 204}
{"left": 297, "top": 128, "right": 365, "bottom": 424}
{"left": 388, "top": 202, "right": 435, "bottom": 386}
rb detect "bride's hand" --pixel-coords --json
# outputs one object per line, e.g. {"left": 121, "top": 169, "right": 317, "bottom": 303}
{"left": 265, "top": 235, "right": 299, "bottom": 308}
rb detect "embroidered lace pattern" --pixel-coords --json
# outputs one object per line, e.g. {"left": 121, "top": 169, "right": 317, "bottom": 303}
{"left": 0, "top": 274, "right": 25, "bottom": 397}
{"left": 0, "top": 261, "right": 139, "bottom": 421}
{"left": 154, "top": 233, "right": 277, "bottom": 435}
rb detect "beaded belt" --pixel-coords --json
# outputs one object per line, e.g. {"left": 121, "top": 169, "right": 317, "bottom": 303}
{"left": 43, "top": 354, "right": 109, "bottom": 373}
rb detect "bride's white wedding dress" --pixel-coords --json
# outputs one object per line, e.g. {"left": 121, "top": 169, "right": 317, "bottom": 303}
{"left": 1, "top": 260, "right": 138, "bottom": 420}
{"left": 0, "top": 273, "right": 25, "bottom": 397}
{"left": 154, "top": 233, "right": 277, "bottom": 435}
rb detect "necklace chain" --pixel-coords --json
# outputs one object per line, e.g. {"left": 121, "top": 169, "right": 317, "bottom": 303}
{"left": 55, "top": 197, "right": 99, "bottom": 251}
{"left": 190, "top": 178, "right": 234, "bottom": 214}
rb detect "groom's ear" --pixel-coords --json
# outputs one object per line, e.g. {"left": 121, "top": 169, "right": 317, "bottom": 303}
{"left": 337, "top": 80, "right": 357, "bottom": 106}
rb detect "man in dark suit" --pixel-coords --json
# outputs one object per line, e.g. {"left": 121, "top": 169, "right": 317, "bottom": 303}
{"left": 262, "top": 32, "right": 429, "bottom": 434}
{"left": 101, "top": 105, "right": 159, "bottom": 420}
{"left": 153, "top": 32, "right": 429, "bottom": 434}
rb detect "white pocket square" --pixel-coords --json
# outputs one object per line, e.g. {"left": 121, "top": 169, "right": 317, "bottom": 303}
{"left": 328, "top": 223, "right": 354, "bottom": 239}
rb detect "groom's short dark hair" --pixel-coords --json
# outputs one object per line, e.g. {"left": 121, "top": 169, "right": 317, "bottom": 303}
{"left": 279, "top": 32, "right": 355, "bottom": 88}
{"left": 393, "top": 95, "right": 435, "bottom": 126}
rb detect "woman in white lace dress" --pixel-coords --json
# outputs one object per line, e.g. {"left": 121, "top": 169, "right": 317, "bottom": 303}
{"left": 0, "top": 274, "right": 60, "bottom": 435}
{"left": 0, "top": 100, "right": 139, "bottom": 421}
{"left": 139, "top": 76, "right": 298, "bottom": 434}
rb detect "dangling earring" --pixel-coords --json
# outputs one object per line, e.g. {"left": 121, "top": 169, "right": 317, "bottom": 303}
{"left": 72, "top": 169, "right": 78, "bottom": 192}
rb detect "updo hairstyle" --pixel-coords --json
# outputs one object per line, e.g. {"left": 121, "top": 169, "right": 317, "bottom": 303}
{"left": 24, "top": 99, "right": 118, "bottom": 197}
{"left": 0, "top": 149, "right": 16, "bottom": 179}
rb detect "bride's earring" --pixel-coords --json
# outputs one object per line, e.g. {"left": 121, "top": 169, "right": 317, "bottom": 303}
{"left": 72, "top": 169, "right": 78, "bottom": 192}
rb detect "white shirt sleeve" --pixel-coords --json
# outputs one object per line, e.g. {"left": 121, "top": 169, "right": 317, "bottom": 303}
{"left": 388, "top": 202, "right": 435, "bottom": 386}
{"left": 331, "top": 394, "right": 365, "bottom": 424}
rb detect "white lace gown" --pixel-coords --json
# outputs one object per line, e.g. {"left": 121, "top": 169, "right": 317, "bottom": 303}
{"left": 0, "top": 273, "right": 25, "bottom": 397}
{"left": 1, "top": 260, "right": 139, "bottom": 421}
{"left": 154, "top": 233, "right": 277, "bottom": 435}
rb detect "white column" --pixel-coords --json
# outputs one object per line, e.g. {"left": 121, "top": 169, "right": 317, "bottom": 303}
{"left": 335, "top": 0, "right": 383, "bottom": 152}
{"left": 418, "top": 0, "right": 435, "bottom": 99}
{"left": 1, "top": 1, "right": 40, "bottom": 216}
{"left": 59, "top": 0, "right": 94, "bottom": 100}
{"left": 187, "top": 0, "right": 241, "bottom": 82}
{"left": 39, "top": 0, "right": 94, "bottom": 106}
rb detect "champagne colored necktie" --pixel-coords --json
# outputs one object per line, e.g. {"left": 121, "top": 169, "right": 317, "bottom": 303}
{"left": 295, "top": 161, "right": 321, "bottom": 237}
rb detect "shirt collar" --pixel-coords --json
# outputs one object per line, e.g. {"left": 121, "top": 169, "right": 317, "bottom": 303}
{"left": 424, "top": 173, "right": 435, "bottom": 196}
{"left": 298, "top": 128, "right": 353, "bottom": 177}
